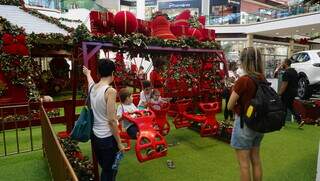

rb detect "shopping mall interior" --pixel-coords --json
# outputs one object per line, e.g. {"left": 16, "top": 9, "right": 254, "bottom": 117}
{"left": 0, "top": 0, "right": 319, "bottom": 181}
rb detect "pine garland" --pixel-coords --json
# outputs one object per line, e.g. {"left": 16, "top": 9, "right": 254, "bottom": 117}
{"left": 21, "top": 8, "right": 74, "bottom": 33}
{"left": 0, "top": 0, "right": 21, "bottom": 6}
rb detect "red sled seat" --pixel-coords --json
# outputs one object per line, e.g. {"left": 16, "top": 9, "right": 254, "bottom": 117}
{"left": 148, "top": 102, "right": 171, "bottom": 136}
{"left": 119, "top": 110, "right": 168, "bottom": 163}
{"left": 198, "top": 102, "right": 220, "bottom": 137}
{"left": 173, "top": 99, "right": 192, "bottom": 128}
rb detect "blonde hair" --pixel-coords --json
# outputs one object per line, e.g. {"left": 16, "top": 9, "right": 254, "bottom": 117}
{"left": 240, "top": 47, "right": 264, "bottom": 77}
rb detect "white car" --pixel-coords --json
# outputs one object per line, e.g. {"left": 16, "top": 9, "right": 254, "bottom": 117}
{"left": 290, "top": 50, "right": 320, "bottom": 99}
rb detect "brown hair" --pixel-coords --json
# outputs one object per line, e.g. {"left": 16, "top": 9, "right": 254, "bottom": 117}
{"left": 119, "top": 88, "right": 131, "bottom": 103}
{"left": 239, "top": 47, "right": 264, "bottom": 77}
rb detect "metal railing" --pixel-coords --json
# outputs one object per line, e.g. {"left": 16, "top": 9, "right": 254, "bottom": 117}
{"left": 0, "top": 103, "right": 41, "bottom": 156}
{"left": 40, "top": 104, "right": 78, "bottom": 181}
{"left": 0, "top": 100, "right": 85, "bottom": 157}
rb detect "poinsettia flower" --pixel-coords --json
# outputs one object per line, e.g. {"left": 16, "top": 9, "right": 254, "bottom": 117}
{"left": 1, "top": 33, "right": 14, "bottom": 45}
{"left": 16, "top": 44, "right": 29, "bottom": 56}
{"left": 15, "top": 34, "right": 26, "bottom": 44}
{"left": 73, "top": 151, "right": 84, "bottom": 160}
{"left": 203, "top": 63, "right": 213, "bottom": 70}
{"left": 3, "top": 44, "right": 17, "bottom": 55}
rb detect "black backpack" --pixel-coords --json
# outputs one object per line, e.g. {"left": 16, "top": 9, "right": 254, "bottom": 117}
{"left": 241, "top": 76, "right": 286, "bottom": 133}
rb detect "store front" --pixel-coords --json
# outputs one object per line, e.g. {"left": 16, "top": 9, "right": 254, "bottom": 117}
{"left": 25, "top": 0, "right": 61, "bottom": 10}
{"left": 218, "top": 38, "right": 309, "bottom": 79}
{"left": 209, "top": 0, "right": 241, "bottom": 24}
{"left": 158, "top": 0, "right": 201, "bottom": 18}
{"left": 120, "top": 0, "right": 157, "bottom": 19}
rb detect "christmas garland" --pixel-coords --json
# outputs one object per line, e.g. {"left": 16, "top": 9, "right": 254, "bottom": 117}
{"left": 0, "top": 0, "right": 21, "bottom": 6}
{"left": 59, "top": 17, "right": 82, "bottom": 23}
{"left": 21, "top": 8, "right": 74, "bottom": 33}
{"left": 58, "top": 135, "right": 94, "bottom": 181}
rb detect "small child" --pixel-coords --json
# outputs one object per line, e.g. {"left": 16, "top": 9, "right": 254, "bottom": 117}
{"left": 138, "top": 80, "right": 152, "bottom": 110}
{"left": 117, "top": 88, "right": 166, "bottom": 154}
{"left": 117, "top": 88, "right": 139, "bottom": 139}
{"left": 150, "top": 89, "right": 168, "bottom": 110}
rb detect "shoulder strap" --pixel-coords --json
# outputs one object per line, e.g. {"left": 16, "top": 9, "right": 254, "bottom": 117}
{"left": 86, "top": 84, "right": 94, "bottom": 108}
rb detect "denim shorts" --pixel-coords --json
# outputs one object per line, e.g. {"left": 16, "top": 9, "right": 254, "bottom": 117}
{"left": 230, "top": 115, "right": 264, "bottom": 150}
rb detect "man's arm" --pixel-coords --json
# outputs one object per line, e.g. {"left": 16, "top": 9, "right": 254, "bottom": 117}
{"left": 106, "top": 88, "right": 125, "bottom": 152}
{"left": 279, "top": 81, "right": 288, "bottom": 96}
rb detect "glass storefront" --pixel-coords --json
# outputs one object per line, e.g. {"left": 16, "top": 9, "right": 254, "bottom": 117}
{"left": 220, "top": 40, "right": 246, "bottom": 62}
{"left": 254, "top": 42, "right": 288, "bottom": 78}
{"left": 218, "top": 40, "right": 302, "bottom": 78}
{"left": 25, "top": 0, "right": 61, "bottom": 10}
{"left": 158, "top": 0, "right": 201, "bottom": 19}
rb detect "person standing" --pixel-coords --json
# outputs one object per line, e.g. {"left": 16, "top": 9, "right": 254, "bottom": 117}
{"left": 227, "top": 47, "right": 264, "bottom": 181}
{"left": 83, "top": 59, "right": 125, "bottom": 181}
{"left": 278, "top": 58, "right": 302, "bottom": 127}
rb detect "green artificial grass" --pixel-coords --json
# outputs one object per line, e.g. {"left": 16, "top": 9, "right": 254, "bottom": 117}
{"left": 0, "top": 117, "right": 319, "bottom": 180}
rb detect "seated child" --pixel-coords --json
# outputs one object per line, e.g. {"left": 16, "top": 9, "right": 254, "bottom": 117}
{"left": 117, "top": 88, "right": 167, "bottom": 154}
{"left": 138, "top": 80, "right": 152, "bottom": 110}
{"left": 150, "top": 89, "right": 170, "bottom": 111}
{"left": 117, "top": 88, "right": 139, "bottom": 139}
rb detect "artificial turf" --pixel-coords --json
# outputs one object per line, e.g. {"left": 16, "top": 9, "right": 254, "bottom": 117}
{"left": 0, "top": 117, "right": 319, "bottom": 181}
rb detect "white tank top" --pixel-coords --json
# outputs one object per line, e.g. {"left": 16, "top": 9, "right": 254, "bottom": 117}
{"left": 90, "top": 83, "right": 112, "bottom": 138}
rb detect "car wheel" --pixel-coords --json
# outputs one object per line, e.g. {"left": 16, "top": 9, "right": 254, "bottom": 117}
{"left": 297, "top": 77, "right": 311, "bottom": 100}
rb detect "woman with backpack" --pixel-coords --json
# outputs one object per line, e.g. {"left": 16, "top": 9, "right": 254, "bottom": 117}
{"left": 227, "top": 47, "right": 265, "bottom": 181}
{"left": 83, "top": 59, "right": 125, "bottom": 181}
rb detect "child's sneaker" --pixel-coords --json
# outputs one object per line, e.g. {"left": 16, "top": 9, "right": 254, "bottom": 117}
{"left": 298, "top": 120, "right": 305, "bottom": 128}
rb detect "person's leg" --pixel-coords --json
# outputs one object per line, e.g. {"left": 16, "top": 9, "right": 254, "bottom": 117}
{"left": 250, "top": 147, "right": 262, "bottom": 181}
{"left": 93, "top": 135, "right": 119, "bottom": 181}
{"left": 235, "top": 149, "right": 251, "bottom": 181}
{"left": 126, "top": 125, "right": 138, "bottom": 139}
{"left": 287, "top": 98, "right": 301, "bottom": 123}
{"left": 224, "top": 89, "right": 231, "bottom": 120}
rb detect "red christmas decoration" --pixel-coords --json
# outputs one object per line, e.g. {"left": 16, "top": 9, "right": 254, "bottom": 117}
{"left": 187, "top": 28, "right": 203, "bottom": 41}
{"left": 137, "top": 19, "right": 151, "bottom": 36}
{"left": 201, "top": 29, "right": 216, "bottom": 41}
{"left": 1, "top": 33, "right": 29, "bottom": 56}
{"left": 172, "top": 10, "right": 191, "bottom": 26}
{"left": 170, "top": 25, "right": 189, "bottom": 37}
{"left": 89, "top": 11, "right": 114, "bottom": 35}
{"left": 151, "top": 16, "right": 176, "bottom": 40}
{"left": 150, "top": 69, "right": 164, "bottom": 88}
{"left": 114, "top": 11, "right": 138, "bottom": 35}
{"left": 1, "top": 33, "right": 14, "bottom": 45}
{"left": 198, "top": 16, "right": 206, "bottom": 28}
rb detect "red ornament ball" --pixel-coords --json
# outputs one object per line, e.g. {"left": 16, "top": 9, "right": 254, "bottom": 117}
{"left": 114, "top": 11, "right": 138, "bottom": 35}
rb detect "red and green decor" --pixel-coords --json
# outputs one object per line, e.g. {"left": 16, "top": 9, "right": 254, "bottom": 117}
{"left": 57, "top": 132, "right": 94, "bottom": 181}
{"left": 0, "top": 17, "right": 40, "bottom": 103}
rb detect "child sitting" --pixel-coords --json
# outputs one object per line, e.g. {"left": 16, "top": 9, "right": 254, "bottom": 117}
{"left": 138, "top": 80, "right": 152, "bottom": 110}
{"left": 150, "top": 89, "right": 169, "bottom": 110}
{"left": 117, "top": 88, "right": 139, "bottom": 139}
{"left": 117, "top": 88, "right": 167, "bottom": 154}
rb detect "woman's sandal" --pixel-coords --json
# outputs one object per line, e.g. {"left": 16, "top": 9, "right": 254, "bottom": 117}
{"left": 166, "top": 160, "right": 175, "bottom": 169}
